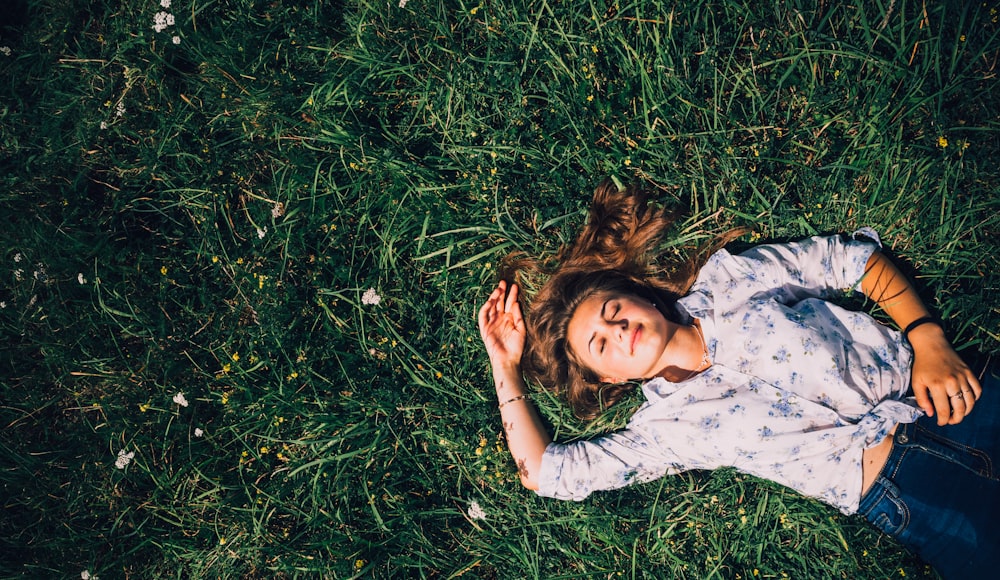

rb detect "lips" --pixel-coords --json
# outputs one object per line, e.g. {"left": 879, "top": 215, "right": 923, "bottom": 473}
{"left": 630, "top": 324, "right": 641, "bottom": 355}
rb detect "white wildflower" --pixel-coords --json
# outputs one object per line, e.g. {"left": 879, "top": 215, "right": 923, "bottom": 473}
{"left": 361, "top": 288, "right": 381, "bottom": 306}
{"left": 270, "top": 202, "right": 285, "bottom": 218}
{"left": 80, "top": 571, "right": 92, "bottom": 580}
{"left": 256, "top": 226, "right": 267, "bottom": 239}
{"left": 398, "top": 0, "right": 408, "bottom": 7}
{"left": 78, "top": 273, "right": 87, "bottom": 284}
{"left": 172, "top": 36, "right": 181, "bottom": 45}
{"left": 153, "top": 11, "right": 174, "bottom": 33}
{"left": 194, "top": 427, "right": 204, "bottom": 437}
{"left": 115, "top": 101, "right": 125, "bottom": 118}
{"left": 160, "top": 0, "right": 172, "bottom": 7}
{"left": 100, "top": 121, "right": 108, "bottom": 130}
{"left": 0, "top": 302, "right": 6, "bottom": 309}
{"left": 13, "top": 253, "right": 22, "bottom": 263}
{"left": 115, "top": 449, "right": 135, "bottom": 469}
{"left": 0, "top": 46, "right": 11, "bottom": 57}
{"left": 172, "top": 392, "right": 189, "bottom": 407}
{"left": 13, "top": 269, "right": 23, "bottom": 281}
{"left": 468, "top": 500, "right": 486, "bottom": 521}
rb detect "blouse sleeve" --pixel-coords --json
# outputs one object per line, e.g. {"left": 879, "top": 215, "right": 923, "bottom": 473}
{"left": 701, "top": 230, "right": 881, "bottom": 306}
{"left": 535, "top": 426, "right": 680, "bottom": 501}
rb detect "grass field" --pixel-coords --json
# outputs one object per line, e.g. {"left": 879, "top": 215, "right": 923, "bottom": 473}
{"left": 2, "top": 0, "right": 999, "bottom": 577}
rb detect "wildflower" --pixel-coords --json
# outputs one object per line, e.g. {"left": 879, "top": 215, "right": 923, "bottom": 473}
{"left": 172, "top": 392, "right": 189, "bottom": 407}
{"left": 219, "top": 537, "right": 227, "bottom": 545}
{"left": 115, "top": 449, "right": 135, "bottom": 469}
{"left": 13, "top": 269, "right": 23, "bottom": 281}
{"left": 256, "top": 226, "right": 267, "bottom": 239}
{"left": 355, "top": 559, "right": 366, "bottom": 570}
{"left": 172, "top": 36, "right": 181, "bottom": 45}
{"left": 0, "top": 46, "right": 11, "bottom": 56}
{"left": 139, "top": 403, "right": 150, "bottom": 412}
{"left": 81, "top": 571, "right": 97, "bottom": 580}
{"left": 938, "top": 135, "right": 949, "bottom": 148}
{"left": 78, "top": 273, "right": 87, "bottom": 284}
{"left": 271, "top": 202, "right": 285, "bottom": 218}
{"left": 153, "top": 11, "right": 175, "bottom": 33}
{"left": 115, "top": 101, "right": 125, "bottom": 118}
{"left": 100, "top": 121, "right": 108, "bottom": 130}
{"left": 468, "top": 500, "right": 487, "bottom": 520}
{"left": 194, "top": 427, "right": 204, "bottom": 437}
{"left": 398, "top": 0, "right": 407, "bottom": 6}
{"left": 0, "top": 302, "right": 6, "bottom": 309}
{"left": 160, "top": 265, "right": 168, "bottom": 276}
{"left": 361, "top": 288, "right": 381, "bottom": 306}
{"left": 13, "top": 253, "right": 22, "bottom": 263}
{"left": 160, "top": 0, "right": 171, "bottom": 7}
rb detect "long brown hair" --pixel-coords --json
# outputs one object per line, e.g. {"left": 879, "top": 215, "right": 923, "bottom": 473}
{"left": 504, "top": 179, "right": 741, "bottom": 420}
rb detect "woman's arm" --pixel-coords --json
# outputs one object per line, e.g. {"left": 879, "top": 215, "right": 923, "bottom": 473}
{"left": 477, "top": 281, "right": 551, "bottom": 490}
{"left": 861, "top": 251, "right": 982, "bottom": 425}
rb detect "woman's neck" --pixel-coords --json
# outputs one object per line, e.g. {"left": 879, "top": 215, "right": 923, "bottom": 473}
{"left": 654, "top": 320, "right": 711, "bottom": 382}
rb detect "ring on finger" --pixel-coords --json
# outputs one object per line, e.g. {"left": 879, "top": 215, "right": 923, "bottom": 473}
{"left": 950, "top": 392, "right": 964, "bottom": 400}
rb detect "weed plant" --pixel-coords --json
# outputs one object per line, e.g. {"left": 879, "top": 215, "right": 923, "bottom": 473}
{"left": 1, "top": 0, "right": 998, "bottom": 578}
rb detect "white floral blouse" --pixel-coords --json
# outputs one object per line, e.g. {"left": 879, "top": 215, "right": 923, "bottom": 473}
{"left": 536, "top": 230, "right": 925, "bottom": 514}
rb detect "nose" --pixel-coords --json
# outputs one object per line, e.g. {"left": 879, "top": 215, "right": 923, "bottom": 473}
{"left": 604, "top": 317, "right": 628, "bottom": 344}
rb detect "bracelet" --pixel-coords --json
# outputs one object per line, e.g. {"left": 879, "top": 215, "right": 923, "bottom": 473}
{"left": 498, "top": 394, "right": 530, "bottom": 409}
{"left": 901, "top": 316, "right": 939, "bottom": 342}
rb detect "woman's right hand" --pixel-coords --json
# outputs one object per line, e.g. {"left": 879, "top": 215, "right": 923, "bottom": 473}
{"left": 477, "top": 281, "right": 526, "bottom": 367}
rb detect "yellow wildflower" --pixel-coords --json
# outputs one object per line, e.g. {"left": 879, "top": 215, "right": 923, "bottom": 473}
{"left": 938, "top": 135, "right": 949, "bottom": 148}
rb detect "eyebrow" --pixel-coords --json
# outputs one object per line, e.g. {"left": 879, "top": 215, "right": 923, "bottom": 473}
{"left": 587, "top": 299, "right": 610, "bottom": 354}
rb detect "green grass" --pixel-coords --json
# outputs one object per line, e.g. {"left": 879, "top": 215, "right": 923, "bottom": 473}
{"left": 1, "top": 0, "right": 998, "bottom": 577}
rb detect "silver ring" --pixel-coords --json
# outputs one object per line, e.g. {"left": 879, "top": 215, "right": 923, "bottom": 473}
{"left": 950, "top": 392, "right": 964, "bottom": 400}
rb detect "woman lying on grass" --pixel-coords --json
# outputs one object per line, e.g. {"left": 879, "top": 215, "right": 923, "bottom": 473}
{"left": 477, "top": 180, "right": 998, "bottom": 578}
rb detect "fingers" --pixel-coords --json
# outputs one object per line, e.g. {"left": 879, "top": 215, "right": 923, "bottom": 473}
{"left": 477, "top": 281, "right": 520, "bottom": 325}
{"left": 919, "top": 372, "right": 981, "bottom": 426}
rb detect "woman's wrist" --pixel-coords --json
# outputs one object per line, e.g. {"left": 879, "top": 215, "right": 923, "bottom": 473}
{"left": 904, "top": 318, "right": 946, "bottom": 349}
{"left": 901, "top": 316, "right": 939, "bottom": 343}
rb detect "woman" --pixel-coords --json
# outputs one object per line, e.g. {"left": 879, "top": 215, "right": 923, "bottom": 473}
{"left": 477, "top": 180, "right": 997, "bottom": 578}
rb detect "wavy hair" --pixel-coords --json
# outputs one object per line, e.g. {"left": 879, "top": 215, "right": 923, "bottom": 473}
{"left": 503, "top": 179, "right": 741, "bottom": 420}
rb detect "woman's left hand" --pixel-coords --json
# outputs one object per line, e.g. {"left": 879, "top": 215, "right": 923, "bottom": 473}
{"left": 908, "top": 323, "right": 982, "bottom": 425}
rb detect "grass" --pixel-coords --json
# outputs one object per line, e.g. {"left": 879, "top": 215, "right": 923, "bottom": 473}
{"left": 1, "top": 0, "right": 998, "bottom": 577}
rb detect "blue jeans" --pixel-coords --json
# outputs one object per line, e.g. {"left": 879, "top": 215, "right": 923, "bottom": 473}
{"left": 858, "top": 363, "right": 1000, "bottom": 579}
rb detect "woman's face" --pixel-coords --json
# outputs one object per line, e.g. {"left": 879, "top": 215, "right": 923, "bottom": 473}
{"left": 566, "top": 292, "right": 675, "bottom": 383}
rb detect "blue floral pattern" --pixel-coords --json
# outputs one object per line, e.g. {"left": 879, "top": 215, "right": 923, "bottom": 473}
{"left": 537, "top": 231, "right": 925, "bottom": 514}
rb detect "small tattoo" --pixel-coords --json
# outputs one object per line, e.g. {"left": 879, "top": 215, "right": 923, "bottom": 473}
{"left": 503, "top": 420, "right": 515, "bottom": 433}
{"left": 516, "top": 458, "right": 530, "bottom": 479}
